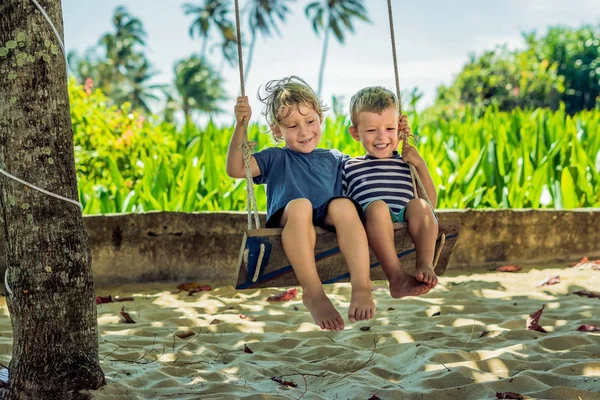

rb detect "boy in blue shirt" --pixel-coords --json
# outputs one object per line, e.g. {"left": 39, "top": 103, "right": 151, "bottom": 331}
{"left": 226, "top": 76, "right": 375, "bottom": 331}
{"left": 343, "top": 86, "right": 439, "bottom": 298}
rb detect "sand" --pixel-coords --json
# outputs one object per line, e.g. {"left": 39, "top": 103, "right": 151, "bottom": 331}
{"left": 1, "top": 265, "right": 599, "bottom": 399}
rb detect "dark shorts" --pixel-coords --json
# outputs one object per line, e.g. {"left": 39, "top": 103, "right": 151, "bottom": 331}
{"left": 266, "top": 196, "right": 363, "bottom": 232}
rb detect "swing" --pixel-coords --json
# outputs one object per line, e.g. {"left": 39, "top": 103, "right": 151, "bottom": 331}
{"left": 233, "top": 0, "right": 460, "bottom": 290}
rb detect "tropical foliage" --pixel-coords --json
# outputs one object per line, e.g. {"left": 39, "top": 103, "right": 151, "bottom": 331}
{"left": 71, "top": 80, "right": 600, "bottom": 214}
{"left": 436, "top": 25, "right": 600, "bottom": 115}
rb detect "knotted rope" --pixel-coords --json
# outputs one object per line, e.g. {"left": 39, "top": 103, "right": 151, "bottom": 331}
{"left": 234, "top": 0, "right": 261, "bottom": 230}
{"left": 386, "top": 0, "right": 433, "bottom": 209}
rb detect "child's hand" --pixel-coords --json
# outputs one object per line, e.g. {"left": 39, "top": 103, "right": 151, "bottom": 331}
{"left": 398, "top": 113, "right": 411, "bottom": 141}
{"left": 234, "top": 96, "right": 252, "bottom": 124}
{"left": 401, "top": 141, "right": 425, "bottom": 168}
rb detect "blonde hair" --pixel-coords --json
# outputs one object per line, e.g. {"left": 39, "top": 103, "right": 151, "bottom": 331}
{"left": 258, "top": 76, "right": 328, "bottom": 142}
{"left": 349, "top": 86, "right": 398, "bottom": 127}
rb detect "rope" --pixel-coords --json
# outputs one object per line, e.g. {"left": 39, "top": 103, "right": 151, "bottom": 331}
{"left": 2, "top": 0, "right": 83, "bottom": 298}
{"left": 31, "top": 0, "right": 68, "bottom": 69}
{"left": 234, "top": 0, "right": 261, "bottom": 230}
{"left": 433, "top": 233, "right": 446, "bottom": 269}
{"left": 386, "top": 0, "right": 403, "bottom": 115}
{"left": 385, "top": 0, "right": 433, "bottom": 209}
{"left": 0, "top": 168, "right": 82, "bottom": 210}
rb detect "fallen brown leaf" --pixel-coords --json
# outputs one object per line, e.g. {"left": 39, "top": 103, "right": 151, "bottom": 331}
{"left": 114, "top": 296, "right": 134, "bottom": 302}
{"left": 96, "top": 295, "right": 134, "bottom": 304}
{"left": 244, "top": 344, "right": 254, "bottom": 354}
{"left": 96, "top": 295, "right": 113, "bottom": 304}
{"left": 267, "top": 288, "right": 297, "bottom": 302}
{"left": 571, "top": 257, "right": 600, "bottom": 270}
{"left": 577, "top": 324, "right": 600, "bottom": 332}
{"left": 175, "top": 331, "right": 194, "bottom": 339}
{"left": 271, "top": 376, "right": 297, "bottom": 388}
{"left": 479, "top": 330, "right": 489, "bottom": 338}
{"left": 210, "top": 319, "right": 222, "bottom": 325}
{"left": 526, "top": 305, "right": 547, "bottom": 333}
{"left": 496, "top": 265, "right": 522, "bottom": 272}
{"left": 177, "top": 282, "right": 212, "bottom": 292}
{"left": 239, "top": 314, "right": 248, "bottom": 319}
{"left": 496, "top": 392, "right": 528, "bottom": 399}
{"left": 119, "top": 306, "right": 136, "bottom": 324}
{"left": 368, "top": 395, "right": 381, "bottom": 400}
{"left": 536, "top": 275, "right": 560, "bottom": 287}
{"left": 573, "top": 290, "right": 600, "bottom": 298}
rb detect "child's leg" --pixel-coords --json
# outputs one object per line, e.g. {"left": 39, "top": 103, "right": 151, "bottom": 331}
{"left": 364, "top": 200, "right": 431, "bottom": 298}
{"left": 324, "top": 198, "right": 375, "bottom": 323}
{"left": 404, "top": 198, "right": 439, "bottom": 287}
{"left": 280, "top": 198, "right": 344, "bottom": 331}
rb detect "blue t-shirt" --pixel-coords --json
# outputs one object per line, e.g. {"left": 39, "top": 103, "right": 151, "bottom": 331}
{"left": 253, "top": 147, "right": 347, "bottom": 220}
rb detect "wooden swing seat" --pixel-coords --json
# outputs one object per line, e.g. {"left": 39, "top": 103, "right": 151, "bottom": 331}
{"left": 235, "top": 220, "right": 460, "bottom": 290}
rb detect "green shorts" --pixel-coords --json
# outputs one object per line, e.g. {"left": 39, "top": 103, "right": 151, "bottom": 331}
{"left": 391, "top": 206, "right": 407, "bottom": 223}
{"left": 364, "top": 201, "right": 407, "bottom": 222}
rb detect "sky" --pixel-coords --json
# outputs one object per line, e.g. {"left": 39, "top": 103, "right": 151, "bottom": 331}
{"left": 61, "top": 0, "right": 600, "bottom": 123}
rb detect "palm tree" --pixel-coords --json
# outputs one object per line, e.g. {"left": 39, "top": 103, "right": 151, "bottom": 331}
{"left": 161, "top": 89, "right": 180, "bottom": 124}
{"left": 305, "top": 0, "right": 370, "bottom": 95}
{"left": 100, "top": 6, "right": 147, "bottom": 77}
{"left": 121, "top": 59, "right": 166, "bottom": 113}
{"left": 69, "top": 7, "right": 149, "bottom": 102}
{"left": 244, "top": 0, "right": 294, "bottom": 80}
{"left": 214, "top": 22, "right": 239, "bottom": 69}
{"left": 174, "top": 55, "right": 227, "bottom": 130}
{"left": 184, "top": 0, "right": 232, "bottom": 57}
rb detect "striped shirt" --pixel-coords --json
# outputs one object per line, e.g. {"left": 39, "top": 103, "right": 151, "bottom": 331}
{"left": 342, "top": 152, "right": 415, "bottom": 213}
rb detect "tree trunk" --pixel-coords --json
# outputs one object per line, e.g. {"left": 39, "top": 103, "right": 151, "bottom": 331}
{"left": 244, "top": 30, "right": 257, "bottom": 82}
{"left": 183, "top": 97, "right": 191, "bottom": 133}
{"left": 201, "top": 36, "right": 207, "bottom": 59}
{"left": 0, "top": 1, "right": 105, "bottom": 398}
{"left": 317, "top": 24, "right": 331, "bottom": 97}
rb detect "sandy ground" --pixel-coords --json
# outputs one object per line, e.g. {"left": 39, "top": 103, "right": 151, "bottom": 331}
{"left": 1, "top": 265, "right": 599, "bottom": 399}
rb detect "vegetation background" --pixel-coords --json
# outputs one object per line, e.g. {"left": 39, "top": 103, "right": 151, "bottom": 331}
{"left": 61, "top": 1, "right": 600, "bottom": 213}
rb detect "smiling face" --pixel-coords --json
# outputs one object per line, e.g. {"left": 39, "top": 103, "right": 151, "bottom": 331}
{"left": 349, "top": 107, "right": 399, "bottom": 158}
{"left": 272, "top": 104, "right": 322, "bottom": 153}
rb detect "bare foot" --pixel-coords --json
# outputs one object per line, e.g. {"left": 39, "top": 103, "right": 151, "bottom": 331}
{"left": 348, "top": 286, "right": 376, "bottom": 323}
{"left": 388, "top": 267, "right": 432, "bottom": 298}
{"left": 415, "top": 262, "right": 438, "bottom": 287}
{"left": 302, "top": 290, "right": 345, "bottom": 331}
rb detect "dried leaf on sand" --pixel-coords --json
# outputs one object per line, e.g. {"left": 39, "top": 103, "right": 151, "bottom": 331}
{"left": 119, "top": 306, "right": 136, "bottom": 324}
{"left": 267, "top": 288, "right": 297, "bottom": 302}
{"left": 495, "top": 265, "right": 522, "bottom": 272}
{"left": 573, "top": 290, "right": 600, "bottom": 298}
{"left": 176, "top": 282, "right": 212, "bottom": 294}
{"left": 577, "top": 324, "right": 600, "bottom": 332}
{"left": 496, "top": 392, "right": 530, "bottom": 399}
{"left": 536, "top": 275, "right": 560, "bottom": 287}
{"left": 271, "top": 376, "right": 297, "bottom": 388}
{"left": 526, "top": 305, "right": 547, "bottom": 333}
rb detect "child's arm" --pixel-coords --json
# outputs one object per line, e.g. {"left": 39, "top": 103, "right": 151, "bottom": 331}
{"left": 226, "top": 96, "right": 261, "bottom": 179}
{"left": 402, "top": 142, "right": 437, "bottom": 208}
{"left": 399, "top": 115, "right": 437, "bottom": 208}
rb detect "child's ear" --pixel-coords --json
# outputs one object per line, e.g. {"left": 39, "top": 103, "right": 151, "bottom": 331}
{"left": 348, "top": 125, "right": 360, "bottom": 141}
{"left": 272, "top": 125, "right": 282, "bottom": 139}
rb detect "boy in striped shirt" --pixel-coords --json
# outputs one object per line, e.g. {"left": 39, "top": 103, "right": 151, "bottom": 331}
{"left": 343, "top": 86, "right": 439, "bottom": 298}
